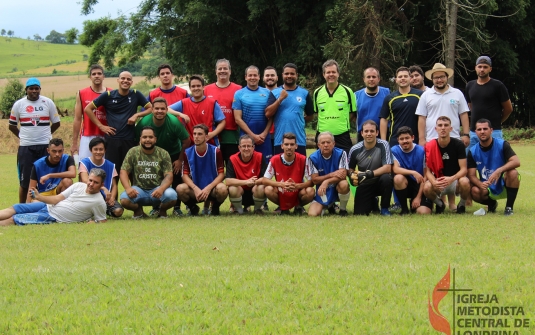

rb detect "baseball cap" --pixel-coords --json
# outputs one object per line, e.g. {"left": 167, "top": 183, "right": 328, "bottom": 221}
{"left": 25, "top": 78, "right": 41, "bottom": 88}
{"left": 476, "top": 56, "right": 492, "bottom": 66}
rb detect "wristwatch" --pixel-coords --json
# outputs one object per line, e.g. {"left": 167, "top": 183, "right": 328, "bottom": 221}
{"left": 462, "top": 133, "right": 470, "bottom": 137}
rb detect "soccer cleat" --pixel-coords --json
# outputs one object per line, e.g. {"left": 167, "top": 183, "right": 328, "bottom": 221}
{"left": 327, "top": 204, "right": 337, "bottom": 214}
{"left": 149, "top": 209, "right": 159, "bottom": 216}
{"left": 202, "top": 207, "right": 211, "bottom": 215}
{"left": 280, "top": 209, "right": 291, "bottom": 215}
{"left": 211, "top": 205, "right": 221, "bottom": 216}
{"left": 389, "top": 203, "right": 402, "bottom": 212}
{"left": 435, "top": 202, "right": 446, "bottom": 214}
{"left": 488, "top": 200, "right": 498, "bottom": 213}
{"left": 504, "top": 207, "right": 514, "bottom": 216}
{"left": 173, "top": 208, "right": 184, "bottom": 216}
{"left": 294, "top": 206, "right": 306, "bottom": 215}
{"left": 339, "top": 209, "right": 348, "bottom": 217}
{"left": 456, "top": 205, "right": 466, "bottom": 214}
{"left": 188, "top": 204, "right": 200, "bottom": 216}
{"left": 380, "top": 208, "right": 392, "bottom": 216}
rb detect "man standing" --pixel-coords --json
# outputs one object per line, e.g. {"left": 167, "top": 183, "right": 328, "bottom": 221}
{"left": 0, "top": 168, "right": 107, "bottom": 226}
{"left": 465, "top": 56, "right": 513, "bottom": 150}
{"left": 423, "top": 116, "right": 471, "bottom": 214}
{"left": 263, "top": 66, "right": 278, "bottom": 152}
{"left": 27, "top": 138, "right": 75, "bottom": 203}
{"left": 72, "top": 64, "right": 110, "bottom": 161}
{"left": 312, "top": 59, "right": 357, "bottom": 154}
{"left": 120, "top": 126, "right": 177, "bottom": 219}
{"left": 79, "top": 137, "right": 123, "bottom": 218}
{"left": 233, "top": 65, "right": 273, "bottom": 162}
{"left": 226, "top": 135, "right": 268, "bottom": 214}
{"left": 409, "top": 65, "right": 428, "bottom": 91}
{"left": 9, "top": 77, "right": 61, "bottom": 203}
{"left": 204, "top": 59, "right": 242, "bottom": 166}
{"left": 380, "top": 66, "right": 423, "bottom": 147}
{"left": 416, "top": 63, "right": 470, "bottom": 148}
{"left": 307, "top": 131, "right": 350, "bottom": 217}
{"left": 84, "top": 71, "right": 152, "bottom": 176}
{"left": 149, "top": 64, "right": 189, "bottom": 105}
{"left": 348, "top": 120, "right": 394, "bottom": 216}
{"left": 265, "top": 63, "right": 314, "bottom": 157}
{"left": 355, "top": 67, "right": 390, "bottom": 141}
{"left": 392, "top": 127, "right": 432, "bottom": 215}
{"left": 176, "top": 124, "right": 228, "bottom": 216}
{"left": 467, "top": 119, "right": 520, "bottom": 216}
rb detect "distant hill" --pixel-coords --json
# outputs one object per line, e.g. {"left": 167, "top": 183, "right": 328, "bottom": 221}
{"left": 0, "top": 37, "right": 90, "bottom": 77}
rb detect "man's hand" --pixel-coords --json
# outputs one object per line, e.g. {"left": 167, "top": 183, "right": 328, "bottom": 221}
{"left": 487, "top": 170, "right": 502, "bottom": 185}
{"left": 39, "top": 174, "right": 50, "bottom": 185}
{"left": 331, "top": 169, "right": 347, "bottom": 180}
{"left": 246, "top": 177, "right": 258, "bottom": 188}
{"left": 151, "top": 187, "right": 163, "bottom": 199}
{"left": 126, "top": 187, "right": 139, "bottom": 199}
{"left": 99, "top": 124, "right": 116, "bottom": 136}
{"left": 283, "top": 178, "right": 296, "bottom": 192}
{"left": 434, "top": 176, "right": 454, "bottom": 190}
{"left": 411, "top": 196, "right": 421, "bottom": 209}
{"left": 350, "top": 170, "right": 374, "bottom": 186}
{"left": 195, "top": 186, "right": 211, "bottom": 202}
{"left": 412, "top": 171, "right": 424, "bottom": 184}
{"left": 252, "top": 134, "right": 265, "bottom": 145}
{"left": 172, "top": 160, "right": 183, "bottom": 175}
{"left": 318, "top": 180, "right": 330, "bottom": 196}
{"left": 461, "top": 136, "right": 470, "bottom": 147}
{"left": 106, "top": 197, "right": 116, "bottom": 206}
{"left": 279, "top": 89, "right": 288, "bottom": 102}
{"left": 180, "top": 114, "right": 190, "bottom": 124}
{"left": 71, "top": 143, "right": 79, "bottom": 155}
{"left": 127, "top": 114, "right": 138, "bottom": 125}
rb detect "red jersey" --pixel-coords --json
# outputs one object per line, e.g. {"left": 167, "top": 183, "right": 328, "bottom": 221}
{"left": 149, "top": 86, "right": 189, "bottom": 105}
{"left": 265, "top": 153, "right": 307, "bottom": 210}
{"left": 229, "top": 151, "right": 264, "bottom": 190}
{"left": 79, "top": 86, "right": 111, "bottom": 137}
{"left": 204, "top": 82, "right": 241, "bottom": 130}
{"left": 181, "top": 97, "right": 218, "bottom": 145}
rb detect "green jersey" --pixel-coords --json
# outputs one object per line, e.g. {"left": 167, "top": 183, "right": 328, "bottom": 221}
{"left": 135, "top": 114, "right": 189, "bottom": 157}
{"left": 313, "top": 84, "right": 356, "bottom": 135}
{"left": 122, "top": 146, "right": 172, "bottom": 190}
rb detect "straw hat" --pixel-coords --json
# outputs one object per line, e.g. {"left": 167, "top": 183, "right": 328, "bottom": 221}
{"left": 425, "top": 63, "right": 454, "bottom": 80}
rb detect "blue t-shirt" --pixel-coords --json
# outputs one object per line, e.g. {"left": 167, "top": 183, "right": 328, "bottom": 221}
{"left": 391, "top": 144, "right": 425, "bottom": 182}
{"left": 267, "top": 86, "right": 314, "bottom": 146}
{"left": 307, "top": 147, "right": 347, "bottom": 205}
{"left": 355, "top": 86, "right": 390, "bottom": 132}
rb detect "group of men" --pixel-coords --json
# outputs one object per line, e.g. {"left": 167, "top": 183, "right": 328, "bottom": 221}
{"left": 1, "top": 56, "right": 520, "bottom": 225}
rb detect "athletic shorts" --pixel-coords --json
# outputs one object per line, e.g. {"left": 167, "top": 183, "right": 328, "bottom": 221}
{"left": 17, "top": 144, "right": 49, "bottom": 188}
{"left": 12, "top": 202, "right": 57, "bottom": 225}
{"left": 438, "top": 180, "right": 459, "bottom": 197}
{"left": 273, "top": 145, "right": 307, "bottom": 157}
{"left": 106, "top": 201, "right": 124, "bottom": 217}
{"left": 105, "top": 139, "right": 136, "bottom": 172}
{"left": 405, "top": 177, "right": 433, "bottom": 210}
{"left": 242, "top": 189, "right": 255, "bottom": 207}
{"left": 40, "top": 188, "right": 58, "bottom": 197}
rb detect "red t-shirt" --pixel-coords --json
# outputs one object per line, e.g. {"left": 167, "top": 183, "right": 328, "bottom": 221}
{"left": 181, "top": 97, "right": 218, "bottom": 145}
{"left": 149, "top": 86, "right": 189, "bottom": 105}
{"left": 265, "top": 153, "right": 307, "bottom": 210}
{"left": 79, "top": 87, "right": 111, "bottom": 137}
{"left": 204, "top": 82, "right": 241, "bottom": 130}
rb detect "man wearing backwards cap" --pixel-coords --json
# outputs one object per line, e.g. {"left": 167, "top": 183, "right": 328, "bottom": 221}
{"left": 9, "top": 78, "right": 61, "bottom": 203}
{"left": 415, "top": 63, "right": 470, "bottom": 148}
{"left": 465, "top": 56, "right": 513, "bottom": 151}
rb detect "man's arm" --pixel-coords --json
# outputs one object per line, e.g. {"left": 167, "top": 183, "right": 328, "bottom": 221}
{"left": 8, "top": 124, "right": 19, "bottom": 138}
{"left": 51, "top": 122, "right": 60, "bottom": 134}
{"left": 392, "top": 160, "right": 424, "bottom": 183}
{"left": 487, "top": 154, "right": 520, "bottom": 185}
{"left": 72, "top": 91, "right": 82, "bottom": 154}
{"left": 39, "top": 165, "right": 76, "bottom": 185}
{"left": 31, "top": 188, "right": 66, "bottom": 205}
{"left": 208, "top": 120, "right": 226, "bottom": 142}
{"left": 460, "top": 112, "right": 470, "bottom": 147}
{"left": 467, "top": 167, "right": 484, "bottom": 188}
{"left": 265, "top": 90, "right": 287, "bottom": 118}
{"left": 303, "top": 94, "right": 315, "bottom": 122}
{"left": 379, "top": 118, "right": 388, "bottom": 141}
{"left": 84, "top": 102, "right": 116, "bottom": 135}
{"left": 26, "top": 179, "right": 38, "bottom": 203}
{"left": 418, "top": 115, "right": 427, "bottom": 146}
{"left": 372, "top": 164, "right": 392, "bottom": 177}
{"left": 450, "top": 158, "right": 467, "bottom": 183}
{"left": 127, "top": 102, "right": 152, "bottom": 125}
{"left": 501, "top": 99, "right": 513, "bottom": 123}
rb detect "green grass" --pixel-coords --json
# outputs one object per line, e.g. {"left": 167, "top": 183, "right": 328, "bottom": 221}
{"left": 0, "top": 145, "right": 535, "bottom": 334}
{"left": 0, "top": 37, "right": 89, "bottom": 77}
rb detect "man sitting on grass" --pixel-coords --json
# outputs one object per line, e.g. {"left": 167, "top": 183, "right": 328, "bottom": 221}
{"left": 0, "top": 168, "right": 107, "bottom": 226}
{"left": 27, "top": 138, "right": 76, "bottom": 203}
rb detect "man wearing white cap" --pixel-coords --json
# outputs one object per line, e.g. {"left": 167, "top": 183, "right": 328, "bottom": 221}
{"left": 465, "top": 56, "right": 513, "bottom": 151}
{"left": 9, "top": 78, "right": 61, "bottom": 203}
{"left": 415, "top": 63, "right": 470, "bottom": 148}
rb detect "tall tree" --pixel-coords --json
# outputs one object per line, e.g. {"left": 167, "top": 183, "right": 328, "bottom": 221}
{"left": 7, "top": 30, "right": 13, "bottom": 37}
{"left": 65, "top": 28, "right": 79, "bottom": 44}
{"left": 1, "top": 29, "right": 5, "bottom": 36}
{"left": 45, "top": 30, "right": 66, "bottom": 44}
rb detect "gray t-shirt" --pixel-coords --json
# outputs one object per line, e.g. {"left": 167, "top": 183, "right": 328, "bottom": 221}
{"left": 348, "top": 139, "right": 393, "bottom": 185}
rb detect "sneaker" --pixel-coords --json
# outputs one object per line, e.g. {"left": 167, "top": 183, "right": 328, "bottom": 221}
{"left": 253, "top": 208, "right": 264, "bottom": 215}
{"left": 488, "top": 200, "right": 498, "bottom": 213}
{"left": 339, "top": 209, "right": 348, "bottom": 217}
{"left": 294, "top": 206, "right": 306, "bottom": 215}
{"left": 380, "top": 208, "right": 392, "bottom": 216}
{"left": 456, "top": 205, "right": 466, "bottom": 214}
{"left": 132, "top": 213, "right": 148, "bottom": 220}
{"left": 435, "top": 202, "right": 446, "bottom": 214}
{"left": 188, "top": 204, "right": 200, "bottom": 216}
{"left": 173, "top": 208, "right": 184, "bottom": 216}
{"left": 504, "top": 207, "right": 513, "bottom": 216}
{"left": 149, "top": 209, "right": 159, "bottom": 216}
{"left": 202, "top": 207, "right": 211, "bottom": 215}
{"left": 280, "top": 209, "right": 291, "bottom": 215}
{"left": 211, "top": 205, "right": 221, "bottom": 216}
{"left": 327, "top": 204, "right": 337, "bottom": 214}
{"left": 273, "top": 206, "right": 281, "bottom": 214}
{"left": 389, "top": 203, "right": 401, "bottom": 212}
{"left": 333, "top": 203, "right": 340, "bottom": 211}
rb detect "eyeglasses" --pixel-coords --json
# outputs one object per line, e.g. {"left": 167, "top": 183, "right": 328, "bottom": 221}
{"left": 432, "top": 75, "right": 447, "bottom": 81}
{"left": 240, "top": 145, "right": 254, "bottom": 148}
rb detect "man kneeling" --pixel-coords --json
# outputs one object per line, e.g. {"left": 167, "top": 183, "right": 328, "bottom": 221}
{"left": 0, "top": 168, "right": 107, "bottom": 226}
{"left": 226, "top": 135, "right": 267, "bottom": 214}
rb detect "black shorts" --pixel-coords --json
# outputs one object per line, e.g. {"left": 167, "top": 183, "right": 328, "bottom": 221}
{"left": 273, "top": 145, "right": 307, "bottom": 157}
{"left": 107, "top": 201, "right": 124, "bottom": 217}
{"left": 220, "top": 143, "right": 239, "bottom": 167}
{"left": 315, "top": 130, "right": 353, "bottom": 155}
{"left": 405, "top": 176, "right": 433, "bottom": 210}
{"left": 17, "top": 144, "right": 48, "bottom": 188}
{"left": 105, "top": 139, "right": 136, "bottom": 172}
{"left": 242, "top": 189, "right": 255, "bottom": 207}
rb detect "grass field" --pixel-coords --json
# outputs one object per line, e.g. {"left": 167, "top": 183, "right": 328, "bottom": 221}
{"left": 0, "top": 145, "right": 534, "bottom": 334}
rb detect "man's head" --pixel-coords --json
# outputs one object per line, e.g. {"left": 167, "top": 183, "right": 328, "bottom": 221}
{"left": 317, "top": 131, "right": 335, "bottom": 157}
{"left": 475, "top": 118, "right": 493, "bottom": 143}
{"left": 215, "top": 59, "right": 231, "bottom": 83}
{"left": 282, "top": 63, "right": 298, "bottom": 87}
{"left": 361, "top": 120, "right": 378, "bottom": 144}
{"left": 475, "top": 56, "right": 492, "bottom": 79}
{"left": 409, "top": 65, "right": 425, "bottom": 89}
{"left": 281, "top": 132, "right": 297, "bottom": 159}
{"left": 363, "top": 67, "right": 380, "bottom": 91}
{"left": 395, "top": 66, "right": 410, "bottom": 89}
{"left": 238, "top": 134, "right": 255, "bottom": 160}
{"left": 396, "top": 126, "right": 415, "bottom": 151}
{"left": 25, "top": 77, "right": 41, "bottom": 101}
{"left": 87, "top": 168, "right": 106, "bottom": 194}
{"left": 152, "top": 97, "right": 168, "bottom": 121}
{"left": 89, "top": 64, "right": 104, "bottom": 86}
{"left": 139, "top": 126, "right": 157, "bottom": 151}
{"left": 245, "top": 65, "right": 260, "bottom": 89}
{"left": 193, "top": 124, "right": 209, "bottom": 146}
{"left": 435, "top": 116, "right": 453, "bottom": 139}
{"left": 189, "top": 74, "right": 205, "bottom": 99}
{"left": 322, "top": 59, "right": 340, "bottom": 85}
{"left": 263, "top": 66, "right": 278, "bottom": 89}
{"left": 47, "top": 138, "right": 64, "bottom": 164}
{"left": 425, "top": 63, "right": 453, "bottom": 90}
{"left": 117, "top": 71, "right": 133, "bottom": 90}
{"left": 157, "top": 64, "right": 174, "bottom": 87}
{"left": 89, "top": 137, "right": 107, "bottom": 161}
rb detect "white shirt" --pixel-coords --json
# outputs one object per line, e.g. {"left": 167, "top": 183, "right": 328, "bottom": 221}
{"left": 48, "top": 182, "right": 106, "bottom": 222}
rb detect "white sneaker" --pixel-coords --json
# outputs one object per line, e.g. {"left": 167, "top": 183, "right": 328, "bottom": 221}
{"left": 473, "top": 208, "right": 486, "bottom": 216}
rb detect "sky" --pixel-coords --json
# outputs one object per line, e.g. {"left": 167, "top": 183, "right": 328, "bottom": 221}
{"left": 0, "top": 0, "right": 143, "bottom": 39}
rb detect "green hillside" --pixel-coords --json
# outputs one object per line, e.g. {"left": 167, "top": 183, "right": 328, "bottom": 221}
{"left": 0, "top": 37, "right": 90, "bottom": 77}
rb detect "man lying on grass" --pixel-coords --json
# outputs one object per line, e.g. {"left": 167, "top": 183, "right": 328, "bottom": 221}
{"left": 0, "top": 168, "right": 107, "bottom": 226}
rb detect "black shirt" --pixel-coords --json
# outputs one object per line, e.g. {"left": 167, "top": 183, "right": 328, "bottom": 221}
{"left": 437, "top": 138, "right": 466, "bottom": 177}
{"left": 465, "top": 78, "right": 509, "bottom": 131}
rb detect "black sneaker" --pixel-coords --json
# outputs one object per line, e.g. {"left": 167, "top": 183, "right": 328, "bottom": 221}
{"left": 435, "top": 202, "right": 446, "bottom": 214}
{"left": 280, "top": 209, "right": 291, "bottom": 215}
{"left": 488, "top": 200, "right": 498, "bottom": 213}
{"left": 456, "top": 205, "right": 466, "bottom": 214}
{"left": 294, "top": 206, "right": 306, "bottom": 215}
{"left": 339, "top": 209, "right": 348, "bottom": 217}
{"left": 327, "top": 205, "right": 337, "bottom": 214}
{"left": 189, "top": 204, "right": 200, "bottom": 216}
{"left": 504, "top": 207, "right": 514, "bottom": 216}
{"left": 211, "top": 204, "right": 221, "bottom": 216}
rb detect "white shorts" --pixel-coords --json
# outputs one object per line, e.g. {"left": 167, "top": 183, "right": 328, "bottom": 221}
{"left": 438, "top": 180, "right": 459, "bottom": 197}
{"left": 79, "top": 135, "right": 102, "bottom": 162}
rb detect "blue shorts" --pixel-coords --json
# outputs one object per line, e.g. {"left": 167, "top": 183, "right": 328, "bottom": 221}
{"left": 12, "top": 202, "right": 57, "bottom": 225}
{"left": 120, "top": 186, "right": 177, "bottom": 206}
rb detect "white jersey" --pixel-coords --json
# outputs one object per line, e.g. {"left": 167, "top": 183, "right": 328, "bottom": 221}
{"left": 9, "top": 95, "right": 61, "bottom": 146}
{"left": 47, "top": 182, "right": 106, "bottom": 222}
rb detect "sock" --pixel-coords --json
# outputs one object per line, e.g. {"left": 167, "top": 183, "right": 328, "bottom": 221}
{"left": 434, "top": 197, "right": 444, "bottom": 207}
{"left": 395, "top": 188, "right": 409, "bottom": 212}
{"left": 253, "top": 197, "right": 265, "bottom": 211}
{"left": 338, "top": 192, "right": 350, "bottom": 211}
{"left": 481, "top": 198, "right": 496, "bottom": 206}
{"left": 458, "top": 198, "right": 466, "bottom": 207}
{"left": 229, "top": 197, "right": 243, "bottom": 213}
{"left": 505, "top": 187, "right": 519, "bottom": 209}
{"left": 174, "top": 200, "right": 182, "bottom": 210}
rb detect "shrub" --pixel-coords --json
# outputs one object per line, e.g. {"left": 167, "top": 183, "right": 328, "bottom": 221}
{"left": 0, "top": 79, "right": 25, "bottom": 117}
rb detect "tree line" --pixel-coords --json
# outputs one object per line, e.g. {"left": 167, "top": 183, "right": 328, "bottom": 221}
{"left": 77, "top": 0, "right": 534, "bottom": 127}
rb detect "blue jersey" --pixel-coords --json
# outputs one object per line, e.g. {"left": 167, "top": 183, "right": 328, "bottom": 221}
{"left": 33, "top": 154, "right": 69, "bottom": 192}
{"left": 391, "top": 144, "right": 425, "bottom": 182}
{"left": 307, "top": 147, "right": 347, "bottom": 205}
{"left": 185, "top": 144, "right": 219, "bottom": 190}
{"left": 470, "top": 138, "right": 506, "bottom": 195}
{"left": 355, "top": 86, "right": 390, "bottom": 132}
{"left": 79, "top": 157, "right": 116, "bottom": 194}
{"left": 269, "top": 86, "right": 313, "bottom": 146}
